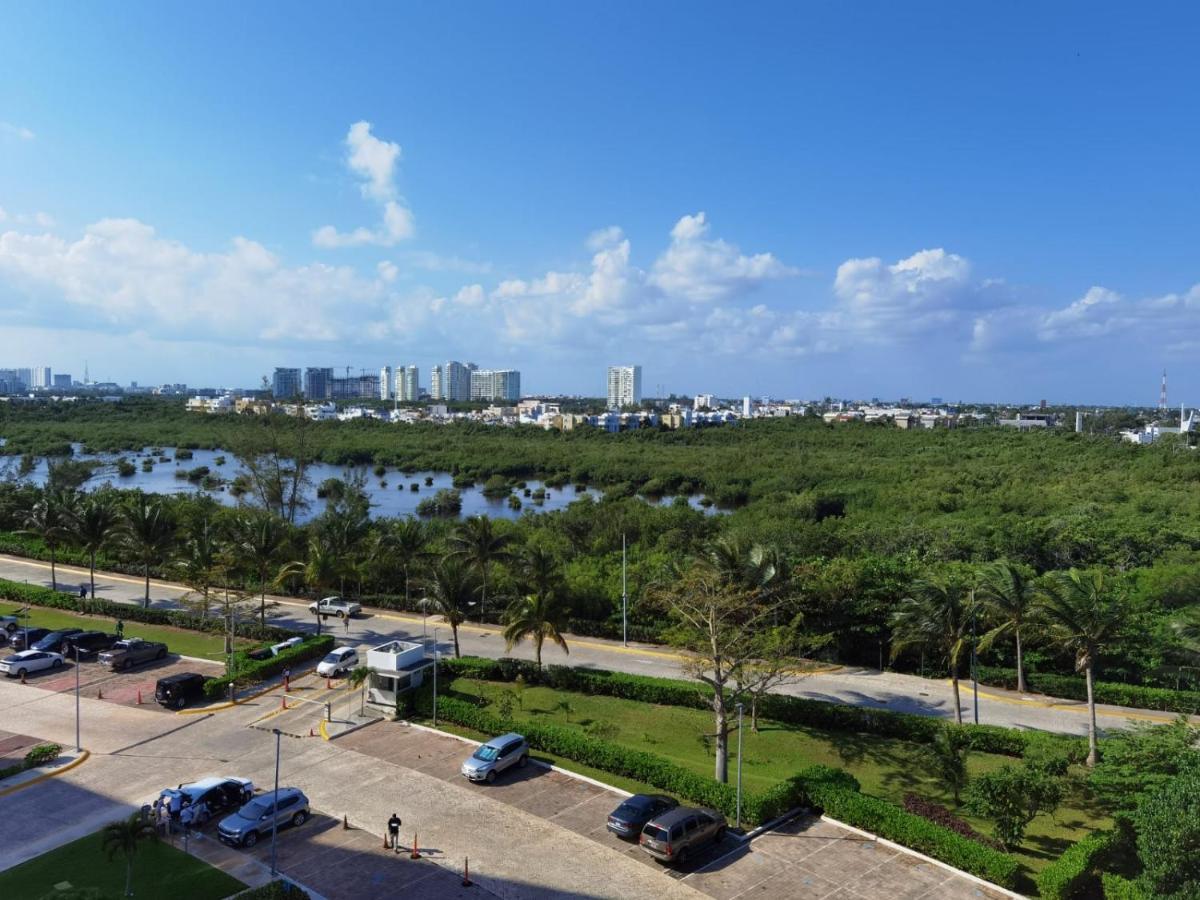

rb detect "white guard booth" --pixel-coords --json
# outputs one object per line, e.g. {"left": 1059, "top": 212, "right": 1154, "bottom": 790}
{"left": 365, "top": 640, "right": 434, "bottom": 710}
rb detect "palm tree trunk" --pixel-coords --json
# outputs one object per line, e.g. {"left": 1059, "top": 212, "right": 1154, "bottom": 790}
{"left": 452, "top": 623, "right": 461, "bottom": 658}
{"left": 50, "top": 546, "right": 57, "bottom": 591}
{"left": 713, "top": 700, "right": 729, "bottom": 783}
{"left": 124, "top": 856, "right": 133, "bottom": 897}
{"left": 481, "top": 563, "right": 488, "bottom": 623}
{"left": 1085, "top": 663, "right": 1098, "bottom": 767}
{"left": 1015, "top": 629, "right": 1026, "bottom": 694}
{"left": 89, "top": 550, "right": 96, "bottom": 600}
{"left": 951, "top": 672, "right": 963, "bottom": 725}
{"left": 143, "top": 561, "right": 150, "bottom": 608}
{"left": 260, "top": 586, "right": 266, "bottom": 628}
{"left": 535, "top": 634, "right": 543, "bottom": 670}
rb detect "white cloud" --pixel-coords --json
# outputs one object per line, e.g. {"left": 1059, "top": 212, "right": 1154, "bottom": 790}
{"left": 313, "top": 122, "right": 414, "bottom": 248}
{"left": 650, "top": 212, "right": 795, "bottom": 302}
{"left": 586, "top": 226, "right": 624, "bottom": 251}
{"left": 0, "top": 122, "right": 35, "bottom": 141}
{"left": 403, "top": 250, "right": 491, "bottom": 274}
{"left": 376, "top": 260, "right": 398, "bottom": 282}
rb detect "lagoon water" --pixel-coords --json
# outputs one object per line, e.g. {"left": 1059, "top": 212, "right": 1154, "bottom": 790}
{"left": 7, "top": 445, "right": 712, "bottom": 522}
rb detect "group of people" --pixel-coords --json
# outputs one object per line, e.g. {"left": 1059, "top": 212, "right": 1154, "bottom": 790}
{"left": 150, "top": 791, "right": 208, "bottom": 834}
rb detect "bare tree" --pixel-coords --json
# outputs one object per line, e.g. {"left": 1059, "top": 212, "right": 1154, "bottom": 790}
{"left": 734, "top": 622, "right": 827, "bottom": 732}
{"left": 230, "top": 414, "right": 313, "bottom": 525}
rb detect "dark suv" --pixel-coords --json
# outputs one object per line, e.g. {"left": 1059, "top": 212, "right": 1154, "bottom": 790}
{"left": 156, "top": 673, "right": 208, "bottom": 709}
{"left": 32, "top": 629, "right": 84, "bottom": 654}
{"left": 640, "top": 806, "right": 727, "bottom": 865}
{"left": 8, "top": 628, "right": 51, "bottom": 651}
{"left": 63, "top": 631, "right": 119, "bottom": 659}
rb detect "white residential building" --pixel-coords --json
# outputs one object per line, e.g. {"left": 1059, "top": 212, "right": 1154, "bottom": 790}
{"left": 31, "top": 367, "right": 52, "bottom": 389}
{"left": 379, "top": 366, "right": 393, "bottom": 401}
{"left": 470, "top": 368, "right": 520, "bottom": 402}
{"left": 396, "top": 365, "right": 419, "bottom": 401}
{"left": 607, "top": 365, "right": 642, "bottom": 409}
{"left": 694, "top": 393, "right": 716, "bottom": 410}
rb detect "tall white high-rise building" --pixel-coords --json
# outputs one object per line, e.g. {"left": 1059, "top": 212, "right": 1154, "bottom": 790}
{"left": 470, "top": 368, "right": 520, "bottom": 402}
{"left": 442, "top": 361, "right": 475, "bottom": 401}
{"left": 32, "top": 366, "right": 52, "bottom": 389}
{"left": 397, "top": 365, "right": 419, "bottom": 401}
{"left": 379, "top": 366, "right": 393, "bottom": 401}
{"left": 607, "top": 365, "right": 642, "bottom": 409}
{"left": 430, "top": 365, "right": 443, "bottom": 400}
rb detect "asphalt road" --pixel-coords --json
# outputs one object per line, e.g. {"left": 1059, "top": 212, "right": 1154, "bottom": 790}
{"left": 0, "top": 552, "right": 1184, "bottom": 737}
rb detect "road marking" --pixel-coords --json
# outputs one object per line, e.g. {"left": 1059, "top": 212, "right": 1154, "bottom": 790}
{"left": 944, "top": 679, "right": 1180, "bottom": 724}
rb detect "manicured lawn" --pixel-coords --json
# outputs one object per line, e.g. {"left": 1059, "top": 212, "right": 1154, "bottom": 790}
{"left": 0, "top": 829, "right": 244, "bottom": 900}
{"left": 440, "top": 677, "right": 1110, "bottom": 885}
{"left": 2, "top": 605, "right": 252, "bottom": 661}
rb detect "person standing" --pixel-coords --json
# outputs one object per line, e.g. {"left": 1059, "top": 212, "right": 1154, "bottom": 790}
{"left": 387, "top": 812, "right": 401, "bottom": 851}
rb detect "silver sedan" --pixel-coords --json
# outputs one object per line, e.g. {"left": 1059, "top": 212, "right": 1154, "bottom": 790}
{"left": 0, "top": 650, "right": 65, "bottom": 678}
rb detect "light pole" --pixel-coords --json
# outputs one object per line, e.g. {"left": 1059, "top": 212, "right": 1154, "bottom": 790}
{"left": 735, "top": 703, "right": 744, "bottom": 830}
{"left": 270, "top": 727, "right": 281, "bottom": 877}
{"left": 432, "top": 627, "right": 440, "bottom": 727}
{"left": 971, "top": 603, "right": 979, "bottom": 725}
{"left": 74, "top": 645, "right": 81, "bottom": 752}
{"left": 621, "top": 532, "right": 628, "bottom": 648}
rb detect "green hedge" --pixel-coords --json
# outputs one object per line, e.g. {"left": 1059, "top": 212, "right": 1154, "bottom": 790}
{"left": 439, "top": 656, "right": 1083, "bottom": 762}
{"left": 232, "top": 882, "right": 311, "bottom": 900}
{"left": 202, "top": 635, "right": 334, "bottom": 699}
{"left": 0, "top": 578, "right": 298, "bottom": 643}
{"left": 1100, "top": 874, "right": 1151, "bottom": 900}
{"left": 417, "top": 692, "right": 1019, "bottom": 889}
{"left": 0, "top": 742, "right": 63, "bottom": 781}
{"left": 1035, "top": 830, "right": 1116, "bottom": 899}
{"left": 978, "top": 666, "right": 1200, "bottom": 716}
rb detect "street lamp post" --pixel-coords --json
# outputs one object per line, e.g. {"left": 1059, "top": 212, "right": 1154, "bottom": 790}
{"left": 432, "top": 627, "right": 440, "bottom": 727}
{"left": 971, "top": 604, "right": 979, "bottom": 725}
{"left": 735, "top": 703, "right": 744, "bottom": 830}
{"left": 270, "top": 727, "right": 281, "bottom": 877}
{"left": 74, "top": 645, "right": 81, "bottom": 752}
{"left": 621, "top": 533, "right": 628, "bottom": 648}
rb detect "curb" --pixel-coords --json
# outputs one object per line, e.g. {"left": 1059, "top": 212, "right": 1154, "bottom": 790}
{"left": 0, "top": 749, "right": 91, "bottom": 799}
{"left": 176, "top": 666, "right": 319, "bottom": 715}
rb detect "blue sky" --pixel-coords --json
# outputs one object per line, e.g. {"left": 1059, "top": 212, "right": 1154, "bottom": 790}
{"left": 2, "top": 2, "right": 1198, "bottom": 404}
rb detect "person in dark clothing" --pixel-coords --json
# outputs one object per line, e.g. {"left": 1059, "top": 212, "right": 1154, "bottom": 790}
{"left": 387, "top": 812, "right": 402, "bottom": 851}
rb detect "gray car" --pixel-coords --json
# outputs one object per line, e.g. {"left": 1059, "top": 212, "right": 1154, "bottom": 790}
{"left": 460, "top": 732, "right": 529, "bottom": 783}
{"left": 639, "top": 806, "right": 727, "bottom": 865}
{"left": 217, "top": 787, "right": 310, "bottom": 848}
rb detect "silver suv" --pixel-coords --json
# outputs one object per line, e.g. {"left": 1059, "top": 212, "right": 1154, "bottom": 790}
{"left": 640, "top": 806, "right": 727, "bottom": 865}
{"left": 460, "top": 732, "right": 529, "bottom": 783}
{"left": 217, "top": 788, "right": 310, "bottom": 848}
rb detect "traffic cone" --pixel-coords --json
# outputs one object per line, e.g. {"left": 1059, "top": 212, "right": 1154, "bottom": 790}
{"left": 410, "top": 833, "right": 420, "bottom": 860}
{"left": 342, "top": 814, "right": 349, "bottom": 830}
{"left": 462, "top": 857, "right": 472, "bottom": 887}
{"left": 137, "top": 689, "right": 143, "bottom": 705}
{"left": 382, "top": 832, "right": 389, "bottom": 850}
{"left": 309, "top": 727, "right": 315, "bottom": 737}
{"left": 280, "top": 696, "right": 288, "bottom": 711}
{"left": 97, "top": 687, "right": 103, "bottom": 700}
{"left": 326, "top": 677, "right": 333, "bottom": 690}
{"left": 20, "top": 670, "right": 27, "bottom": 685}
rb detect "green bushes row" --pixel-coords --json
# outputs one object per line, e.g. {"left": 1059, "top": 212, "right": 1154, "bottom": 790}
{"left": 1100, "top": 874, "right": 1151, "bottom": 899}
{"left": 0, "top": 742, "right": 63, "bottom": 781}
{"left": 0, "top": 578, "right": 298, "bottom": 643}
{"left": 419, "top": 692, "right": 1018, "bottom": 888}
{"left": 977, "top": 666, "right": 1200, "bottom": 715}
{"left": 202, "top": 635, "right": 334, "bottom": 699}
{"left": 438, "top": 656, "right": 1083, "bottom": 761}
{"left": 1035, "top": 830, "right": 1116, "bottom": 899}
{"left": 232, "top": 881, "right": 311, "bottom": 900}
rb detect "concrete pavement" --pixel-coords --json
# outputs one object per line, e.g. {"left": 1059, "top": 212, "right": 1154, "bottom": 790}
{"left": 0, "top": 552, "right": 1183, "bottom": 736}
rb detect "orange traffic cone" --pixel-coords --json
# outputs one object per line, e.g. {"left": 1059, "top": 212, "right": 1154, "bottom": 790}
{"left": 382, "top": 832, "right": 389, "bottom": 850}
{"left": 97, "top": 687, "right": 103, "bottom": 699}
{"left": 280, "top": 696, "right": 288, "bottom": 711}
{"left": 410, "top": 833, "right": 421, "bottom": 860}
{"left": 463, "top": 857, "right": 472, "bottom": 887}
{"left": 326, "top": 677, "right": 333, "bottom": 690}
{"left": 309, "top": 727, "right": 315, "bottom": 737}
{"left": 342, "top": 814, "right": 349, "bottom": 830}
{"left": 136, "top": 689, "right": 143, "bottom": 705}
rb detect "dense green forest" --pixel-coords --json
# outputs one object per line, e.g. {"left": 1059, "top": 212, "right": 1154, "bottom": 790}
{"left": 2, "top": 397, "right": 1199, "bottom": 684}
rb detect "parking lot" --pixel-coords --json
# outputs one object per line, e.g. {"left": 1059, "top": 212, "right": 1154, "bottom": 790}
{"left": 6, "top": 655, "right": 223, "bottom": 711}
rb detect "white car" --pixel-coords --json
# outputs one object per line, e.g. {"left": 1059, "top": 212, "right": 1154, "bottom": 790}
{"left": 316, "top": 646, "right": 359, "bottom": 677}
{"left": 0, "top": 650, "right": 65, "bottom": 678}
{"left": 308, "top": 596, "right": 362, "bottom": 619}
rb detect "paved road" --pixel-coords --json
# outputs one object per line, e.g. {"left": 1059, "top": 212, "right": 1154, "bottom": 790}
{"left": 0, "top": 553, "right": 1183, "bottom": 736}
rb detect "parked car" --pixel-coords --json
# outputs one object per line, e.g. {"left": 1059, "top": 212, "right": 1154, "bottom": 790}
{"left": 0, "top": 649, "right": 65, "bottom": 678}
{"left": 308, "top": 596, "right": 361, "bottom": 619}
{"left": 0, "top": 615, "right": 20, "bottom": 635}
{"left": 155, "top": 672, "right": 209, "bottom": 709}
{"left": 32, "top": 629, "right": 85, "bottom": 654}
{"left": 217, "top": 788, "right": 310, "bottom": 848}
{"left": 158, "top": 776, "right": 254, "bottom": 826}
{"left": 639, "top": 806, "right": 727, "bottom": 865}
{"left": 460, "top": 733, "right": 529, "bottom": 783}
{"left": 607, "top": 794, "right": 679, "bottom": 840}
{"left": 8, "top": 628, "right": 51, "bottom": 651}
{"left": 63, "top": 631, "right": 120, "bottom": 659}
{"left": 316, "top": 646, "right": 358, "bottom": 677}
{"left": 98, "top": 638, "right": 168, "bottom": 671}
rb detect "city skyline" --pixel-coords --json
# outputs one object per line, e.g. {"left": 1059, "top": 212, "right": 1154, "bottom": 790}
{"left": 2, "top": 5, "right": 1200, "bottom": 403}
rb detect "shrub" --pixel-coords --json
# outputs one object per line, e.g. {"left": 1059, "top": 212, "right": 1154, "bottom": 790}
{"left": 1033, "top": 830, "right": 1116, "bottom": 899}
{"left": 978, "top": 665, "right": 1200, "bottom": 716}
{"left": 233, "top": 882, "right": 311, "bottom": 900}
{"left": 202, "top": 635, "right": 334, "bottom": 699}
{"left": 902, "top": 794, "right": 1001, "bottom": 849}
{"left": 1132, "top": 767, "right": 1200, "bottom": 897}
{"left": 24, "top": 743, "right": 63, "bottom": 767}
{"left": 1100, "top": 874, "right": 1152, "bottom": 900}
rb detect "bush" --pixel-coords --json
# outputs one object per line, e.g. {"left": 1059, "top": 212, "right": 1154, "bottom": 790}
{"left": 978, "top": 665, "right": 1200, "bottom": 716}
{"left": 1034, "top": 830, "right": 1116, "bottom": 899}
{"left": 24, "top": 743, "right": 63, "bottom": 767}
{"left": 1132, "top": 767, "right": 1200, "bottom": 897}
{"left": 902, "top": 794, "right": 1001, "bottom": 850}
{"left": 1100, "top": 874, "right": 1152, "bottom": 900}
{"left": 202, "top": 635, "right": 334, "bottom": 699}
{"left": 0, "top": 578, "right": 299, "bottom": 644}
{"left": 233, "top": 882, "right": 311, "bottom": 900}
{"left": 436, "top": 656, "right": 1079, "bottom": 761}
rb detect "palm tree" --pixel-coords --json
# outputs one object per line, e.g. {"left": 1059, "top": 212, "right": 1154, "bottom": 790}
{"left": 20, "top": 491, "right": 72, "bottom": 591}
{"left": 101, "top": 811, "right": 157, "bottom": 898}
{"left": 926, "top": 725, "right": 970, "bottom": 804}
{"left": 423, "top": 557, "right": 480, "bottom": 657}
{"left": 1035, "top": 569, "right": 1126, "bottom": 766}
{"left": 276, "top": 533, "right": 344, "bottom": 635}
{"left": 70, "top": 495, "right": 118, "bottom": 600}
{"left": 503, "top": 592, "right": 571, "bottom": 669}
{"left": 377, "top": 518, "right": 430, "bottom": 605}
{"left": 890, "top": 575, "right": 975, "bottom": 725}
{"left": 348, "top": 664, "right": 373, "bottom": 715}
{"left": 704, "top": 536, "right": 785, "bottom": 596}
{"left": 118, "top": 495, "right": 176, "bottom": 607}
{"left": 448, "top": 516, "right": 513, "bottom": 622}
{"left": 174, "top": 518, "right": 222, "bottom": 619}
{"left": 975, "top": 560, "right": 1039, "bottom": 693}
{"left": 233, "top": 512, "right": 288, "bottom": 627}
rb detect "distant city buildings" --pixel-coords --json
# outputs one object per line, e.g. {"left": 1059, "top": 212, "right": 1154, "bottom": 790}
{"left": 607, "top": 365, "right": 642, "bottom": 409}
{"left": 396, "top": 365, "right": 419, "bottom": 402}
{"left": 31, "top": 367, "right": 52, "bottom": 389}
{"left": 379, "top": 366, "right": 392, "bottom": 401}
{"left": 272, "top": 367, "right": 302, "bottom": 399}
{"left": 304, "top": 367, "right": 332, "bottom": 400}
{"left": 53, "top": 374, "right": 72, "bottom": 388}
{"left": 470, "top": 368, "right": 520, "bottom": 402}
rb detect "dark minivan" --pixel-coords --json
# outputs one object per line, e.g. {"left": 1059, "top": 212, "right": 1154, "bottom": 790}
{"left": 155, "top": 672, "right": 208, "bottom": 709}
{"left": 64, "top": 631, "right": 119, "bottom": 659}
